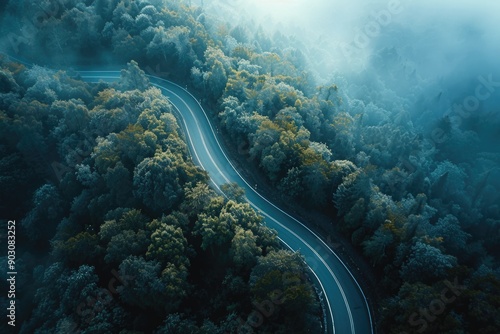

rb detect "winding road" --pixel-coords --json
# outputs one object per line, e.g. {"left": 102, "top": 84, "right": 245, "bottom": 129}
{"left": 77, "top": 71, "right": 374, "bottom": 334}
{"left": 1, "top": 51, "right": 373, "bottom": 333}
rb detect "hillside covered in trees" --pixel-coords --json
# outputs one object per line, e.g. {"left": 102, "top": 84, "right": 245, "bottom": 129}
{"left": 0, "top": 58, "right": 320, "bottom": 333}
{"left": 1, "top": 0, "right": 499, "bottom": 333}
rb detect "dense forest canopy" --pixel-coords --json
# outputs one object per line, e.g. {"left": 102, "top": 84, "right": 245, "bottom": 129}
{"left": 0, "top": 0, "right": 499, "bottom": 333}
{"left": 0, "top": 57, "right": 321, "bottom": 333}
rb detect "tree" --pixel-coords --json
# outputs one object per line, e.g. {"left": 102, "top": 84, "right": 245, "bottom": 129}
{"left": 159, "top": 262, "right": 189, "bottom": 313}
{"left": 51, "top": 99, "right": 90, "bottom": 136}
{"left": 0, "top": 68, "right": 21, "bottom": 94}
{"left": 220, "top": 200, "right": 278, "bottom": 251}
{"left": 249, "top": 118, "right": 280, "bottom": 160}
{"left": 147, "top": 211, "right": 190, "bottom": 234}
{"left": 261, "top": 142, "right": 286, "bottom": 181}
{"left": 59, "top": 4, "right": 103, "bottom": 54}
{"left": 204, "top": 46, "right": 232, "bottom": 73}
{"left": 194, "top": 213, "right": 234, "bottom": 253}
{"left": 362, "top": 225, "right": 394, "bottom": 266}
{"left": 118, "top": 60, "right": 150, "bottom": 91}
{"left": 133, "top": 149, "right": 183, "bottom": 214}
{"left": 219, "top": 96, "right": 248, "bottom": 137}
{"left": 94, "top": 0, "right": 116, "bottom": 21}
{"left": 430, "top": 215, "right": 471, "bottom": 255}
{"left": 155, "top": 314, "right": 198, "bottom": 334}
{"left": 221, "top": 182, "right": 245, "bottom": 202}
{"left": 181, "top": 181, "right": 216, "bottom": 216}
{"left": 199, "top": 195, "right": 225, "bottom": 218}
{"left": 135, "top": 13, "right": 152, "bottom": 31}
{"left": 330, "top": 112, "right": 356, "bottom": 159}
{"left": 112, "top": 28, "right": 147, "bottom": 62}
{"left": 230, "top": 226, "right": 261, "bottom": 270}
{"left": 52, "top": 232, "right": 103, "bottom": 265}
{"left": 21, "top": 263, "right": 103, "bottom": 332}
{"left": 249, "top": 250, "right": 319, "bottom": 330}
{"left": 430, "top": 161, "right": 467, "bottom": 199}
{"left": 99, "top": 209, "right": 148, "bottom": 243}
{"left": 206, "top": 59, "right": 227, "bottom": 100}
{"left": 400, "top": 241, "right": 457, "bottom": 283}
{"left": 137, "top": 107, "right": 178, "bottom": 142}
{"left": 146, "top": 25, "right": 194, "bottom": 76}
{"left": 464, "top": 272, "right": 500, "bottom": 332}
{"left": 104, "top": 229, "right": 150, "bottom": 265}
{"left": 115, "top": 125, "right": 158, "bottom": 167}
{"left": 364, "top": 191, "right": 399, "bottom": 231}
{"left": 382, "top": 282, "right": 449, "bottom": 333}
{"left": 146, "top": 224, "right": 189, "bottom": 268}
{"left": 278, "top": 167, "right": 303, "bottom": 201}
{"left": 300, "top": 150, "right": 332, "bottom": 207}
{"left": 229, "top": 25, "right": 249, "bottom": 44}
{"left": 118, "top": 256, "right": 187, "bottom": 313}
{"left": 104, "top": 161, "right": 134, "bottom": 207}
{"left": 237, "top": 59, "right": 261, "bottom": 75}
{"left": 333, "top": 170, "right": 371, "bottom": 217}
{"left": 253, "top": 52, "right": 288, "bottom": 77}
{"left": 58, "top": 265, "right": 101, "bottom": 323}
{"left": 77, "top": 303, "right": 128, "bottom": 333}
{"left": 224, "top": 72, "right": 251, "bottom": 101}
{"left": 21, "top": 183, "right": 63, "bottom": 241}
{"left": 23, "top": 66, "right": 60, "bottom": 104}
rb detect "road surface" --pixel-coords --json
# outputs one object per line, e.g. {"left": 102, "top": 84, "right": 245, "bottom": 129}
{"left": 76, "top": 70, "right": 373, "bottom": 334}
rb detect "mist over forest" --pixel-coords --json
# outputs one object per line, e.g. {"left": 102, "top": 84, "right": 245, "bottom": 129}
{"left": 0, "top": 0, "right": 499, "bottom": 333}
{"left": 207, "top": 0, "right": 500, "bottom": 133}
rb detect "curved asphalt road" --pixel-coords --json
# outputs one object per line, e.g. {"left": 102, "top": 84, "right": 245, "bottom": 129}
{"left": 74, "top": 70, "right": 372, "bottom": 334}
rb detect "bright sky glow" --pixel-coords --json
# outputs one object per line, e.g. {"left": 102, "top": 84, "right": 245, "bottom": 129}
{"left": 239, "top": 0, "right": 302, "bottom": 21}
{"left": 203, "top": 0, "right": 500, "bottom": 81}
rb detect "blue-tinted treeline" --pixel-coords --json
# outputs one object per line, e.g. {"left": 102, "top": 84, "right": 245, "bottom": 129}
{"left": 0, "top": 0, "right": 498, "bottom": 333}
{"left": 0, "top": 58, "right": 320, "bottom": 333}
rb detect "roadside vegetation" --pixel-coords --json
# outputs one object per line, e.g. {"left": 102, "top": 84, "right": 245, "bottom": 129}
{"left": 0, "top": 58, "right": 320, "bottom": 333}
{"left": 0, "top": 0, "right": 499, "bottom": 333}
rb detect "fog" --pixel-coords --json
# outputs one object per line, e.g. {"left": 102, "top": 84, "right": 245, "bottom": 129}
{"left": 1, "top": 2, "right": 499, "bottom": 332}
{"left": 215, "top": 0, "right": 500, "bottom": 79}
{"left": 203, "top": 0, "right": 500, "bottom": 144}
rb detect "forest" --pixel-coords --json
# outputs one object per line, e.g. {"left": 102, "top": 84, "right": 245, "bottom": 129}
{"left": 0, "top": 0, "right": 499, "bottom": 333}
{"left": 0, "top": 57, "right": 321, "bottom": 333}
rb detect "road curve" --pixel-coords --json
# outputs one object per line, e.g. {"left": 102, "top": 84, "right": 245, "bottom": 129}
{"left": 71, "top": 68, "right": 373, "bottom": 334}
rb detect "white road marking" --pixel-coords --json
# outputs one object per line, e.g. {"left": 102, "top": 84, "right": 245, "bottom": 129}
{"left": 76, "top": 71, "right": 375, "bottom": 334}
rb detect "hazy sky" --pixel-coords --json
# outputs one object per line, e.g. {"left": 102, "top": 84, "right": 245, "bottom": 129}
{"left": 203, "top": 0, "right": 500, "bottom": 119}
{"left": 211, "top": 0, "right": 500, "bottom": 82}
